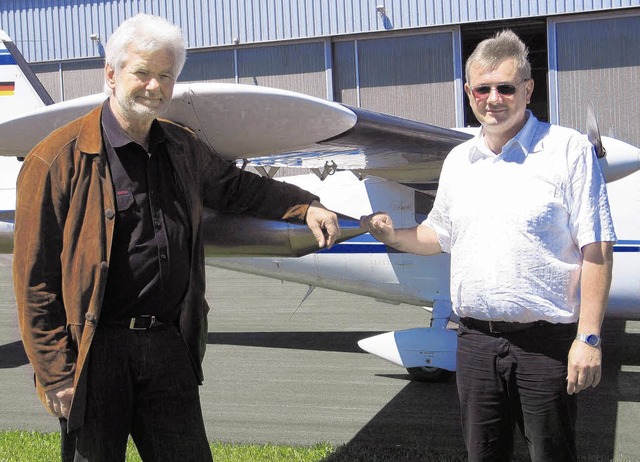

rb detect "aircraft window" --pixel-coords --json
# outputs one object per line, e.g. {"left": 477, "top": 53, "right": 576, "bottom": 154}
{"left": 414, "top": 190, "right": 436, "bottom": 224}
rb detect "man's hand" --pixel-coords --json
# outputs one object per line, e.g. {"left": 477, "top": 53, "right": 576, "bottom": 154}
{"left": 44, "top": 380, "right": 75, "bottom": 418}
{"left": 360, "top": 212, "right": 395, "bottom": 244}
{"left": 566, "top": 340, "right": 602, "bottom": 395}
{"left": 360, "top": 212, "right": 442, "bottom": 256}
{"left": 567, "top": 241, "right": 612, "bottom": 395}
{"left": 306, "top": 200, "right": 340, "bottom": 249}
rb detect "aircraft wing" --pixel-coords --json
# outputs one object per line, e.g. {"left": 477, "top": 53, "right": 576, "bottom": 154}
{"left": 0, "top": 82, "right": 471, "bottom": 183}
{"left": 1, "top": 82, "right": 637, "bottom": 184}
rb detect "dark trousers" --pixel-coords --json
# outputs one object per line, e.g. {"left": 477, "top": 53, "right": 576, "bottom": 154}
{"left": 456, "top": 321, "right": 578, "bottom": 462}
{"left": 62, "top": 324, "right": 212, "bottom": 462}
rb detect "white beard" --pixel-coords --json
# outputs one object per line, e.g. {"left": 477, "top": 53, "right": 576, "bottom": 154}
{"left": 116, "top": 91, "right": 169, "bottom": 122}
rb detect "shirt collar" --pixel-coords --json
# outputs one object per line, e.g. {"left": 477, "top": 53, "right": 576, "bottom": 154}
{"left": 468, "top": 110, "right": 540, "bottom": 162}
{"left": 101, "top": 100, "right": 165, "bottom": 152}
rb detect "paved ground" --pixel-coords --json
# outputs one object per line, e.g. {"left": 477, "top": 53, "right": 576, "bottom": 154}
{"left": 1, "top": 254, "right": 639, "bottom": 460}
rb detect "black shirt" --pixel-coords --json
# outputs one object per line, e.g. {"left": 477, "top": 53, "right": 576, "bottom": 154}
{"left": 100, "top": 101, "right": 191, "bottom": 324}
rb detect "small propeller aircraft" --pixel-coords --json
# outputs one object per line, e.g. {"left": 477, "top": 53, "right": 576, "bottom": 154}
{"left": 1, "top": 30, "right": 638, "bottom": 382}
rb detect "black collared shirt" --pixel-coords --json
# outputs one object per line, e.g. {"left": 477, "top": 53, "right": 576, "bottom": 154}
{"left": 100, "top": 101, "right": 191, "bottom": 324}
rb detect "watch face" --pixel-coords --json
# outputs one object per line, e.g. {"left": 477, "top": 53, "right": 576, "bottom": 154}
{"left": 586, "top": 334, "right": 600, "bottom": 346}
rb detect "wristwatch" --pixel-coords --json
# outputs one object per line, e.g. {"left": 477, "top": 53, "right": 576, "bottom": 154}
{"left": 576, "top": 333, "right": 601, "bottom": 347}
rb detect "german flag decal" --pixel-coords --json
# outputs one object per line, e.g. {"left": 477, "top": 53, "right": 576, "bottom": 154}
{"left": 0, "top": 81, "right": 15, "bottom": 96}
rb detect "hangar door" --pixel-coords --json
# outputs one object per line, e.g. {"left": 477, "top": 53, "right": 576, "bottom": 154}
{"left": 333, "top": 29, "right": 458, "bottom": 128}
{"left": 551, "top": 12, "right": 640, "bottom": 147}
{"left": 183, "top": 42, "right": 327, "bottom": 99}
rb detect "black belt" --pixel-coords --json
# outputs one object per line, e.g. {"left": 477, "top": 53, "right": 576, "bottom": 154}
{"left": 460, "top": 317, "right": 551, "bottom": 334}
{"left": 104, "top": 315, "right": 167, "bottom": 330}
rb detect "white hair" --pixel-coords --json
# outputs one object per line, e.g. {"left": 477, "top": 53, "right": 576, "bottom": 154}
{"left": 104, "top": 14, "right": 186, "bottom": 93}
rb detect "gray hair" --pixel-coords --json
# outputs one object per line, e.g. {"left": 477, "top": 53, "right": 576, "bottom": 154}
{"left": 465, "top": 29, "right": 531, "bottom": 83}
{"left": 105, "top": 14, "right": 186, "bottom": 83}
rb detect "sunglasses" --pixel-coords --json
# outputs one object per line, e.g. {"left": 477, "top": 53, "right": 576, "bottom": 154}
{"left": 470, "top": 80, "right": 527, "bottom": 99}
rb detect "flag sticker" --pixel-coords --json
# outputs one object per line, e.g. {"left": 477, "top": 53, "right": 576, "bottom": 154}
{"left": 0, "top": 81, "right": 15, "bottom": 96}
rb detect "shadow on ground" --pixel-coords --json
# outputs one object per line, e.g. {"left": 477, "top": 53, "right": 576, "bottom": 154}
{"left": 2, "top": 320, "right": 636, "bottom": 460}
{"left": 0, "top": 340, "right": 28, "bottom": 368}
{"left": 208, "top": 320, "right": 640, "bottom": 461}
{"left": 322, "top": 319, "right": 640, "bottom": 461}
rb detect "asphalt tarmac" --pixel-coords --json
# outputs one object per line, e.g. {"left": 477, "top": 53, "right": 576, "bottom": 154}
{"left": 1, "top": 254, "right": 639, "bottom": 460}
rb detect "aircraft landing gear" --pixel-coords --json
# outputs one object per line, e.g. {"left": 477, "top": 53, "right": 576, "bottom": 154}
{"left": 407, "top": 366, "right": 454, "bottom": 382}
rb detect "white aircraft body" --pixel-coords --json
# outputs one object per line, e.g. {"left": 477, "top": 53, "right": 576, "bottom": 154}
{"left": 0, "top": 31, "right": 638, "bottom": 381}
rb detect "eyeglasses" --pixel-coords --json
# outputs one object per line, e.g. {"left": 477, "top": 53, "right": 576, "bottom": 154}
{"left": 470, "top": 80, "right": 528, "bottom": 99}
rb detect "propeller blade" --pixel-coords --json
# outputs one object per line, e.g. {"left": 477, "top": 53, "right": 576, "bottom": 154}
{"left": 586, "top": 101, "right": 606, "bottom": 158}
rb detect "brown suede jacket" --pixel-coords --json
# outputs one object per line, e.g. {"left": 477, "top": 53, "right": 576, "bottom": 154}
{"left": 13, "top": 103, "right": 317, "bottom": 430}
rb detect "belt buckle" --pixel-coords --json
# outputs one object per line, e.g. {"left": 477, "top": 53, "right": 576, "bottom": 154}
{"left": 129, "top": 315, "right": 155, "bottom": 330}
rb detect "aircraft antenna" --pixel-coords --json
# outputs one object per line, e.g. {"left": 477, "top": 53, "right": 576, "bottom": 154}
{"left": 288, "top": 285, "right": 316, "bottom": 320}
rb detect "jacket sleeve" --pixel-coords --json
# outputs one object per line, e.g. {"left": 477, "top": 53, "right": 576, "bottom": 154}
{"left": 13, "top": 154, "right": 76, "bottom": 390}
{"left": 196, "top": 143, "right": 319, "bottom": 222}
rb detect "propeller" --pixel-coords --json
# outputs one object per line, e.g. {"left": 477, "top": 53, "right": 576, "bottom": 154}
{"left": 586, "top": 101, "right": 606, "bottom": 158}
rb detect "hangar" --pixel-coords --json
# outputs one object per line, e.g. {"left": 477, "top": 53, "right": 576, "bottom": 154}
{"left": 0, "top": 1, "right": 639, "bottom": 146}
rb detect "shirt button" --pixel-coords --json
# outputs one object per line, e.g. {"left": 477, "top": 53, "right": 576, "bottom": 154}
{"left": 160, "top": 254, "right": 167, "bottom": 260}
{"left": 154, "top": 222, "right": 161, "bottom": 230}
{"left": 105, "top": 208, "right": 115, "bottom": 220}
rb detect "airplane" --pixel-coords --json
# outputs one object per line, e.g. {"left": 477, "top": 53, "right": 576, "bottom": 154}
{"left": 1, "top": 30, "right": 638, "bottom": 383}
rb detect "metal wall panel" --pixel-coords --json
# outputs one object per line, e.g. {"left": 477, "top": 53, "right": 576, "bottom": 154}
{"left": 31, "top": 62, "right": 62, "bottom": 103}
{"left": 61, "top": 59, "right": 104, "bottom": 100}
{"left": 333, "top": 41, "right": 358, "bottom": 107}
{"left": 181, "top": 49, "right": 236, "bottom": 83}
{"left": 356, "top": 31, "right": 457, "bottom": 126}
{"left": 1, "top": 1, "right": 639, "bottom": 63}
{"left": 237, "top": 42, "right": 326, "bottom": 98}
{"left": 552, "top": 12, "right": 640, "bottom": 147}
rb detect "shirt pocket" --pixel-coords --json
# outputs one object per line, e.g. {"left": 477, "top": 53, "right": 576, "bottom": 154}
{"left": 115, "top": 189, "right": 134, "bottom": 212}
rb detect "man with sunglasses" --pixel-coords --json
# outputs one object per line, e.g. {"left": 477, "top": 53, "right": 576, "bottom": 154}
{"left": 361, "top": 29, "right": 615, "bottom": 461}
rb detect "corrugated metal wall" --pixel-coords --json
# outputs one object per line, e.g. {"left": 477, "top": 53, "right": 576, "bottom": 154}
{"left": 552, "top": 12, "right": 640, "bottom": 147}
{"left": 334, "top": 30, "right": 458, "bottom": 125}
{"left": 237, "top": 42, "right": 327, "bottom": 97}
{"left": 180, "top": 49, "right": 236, "bottom": 83}
{"left": 1, "top": 1, "right": 639, "bottom": 63}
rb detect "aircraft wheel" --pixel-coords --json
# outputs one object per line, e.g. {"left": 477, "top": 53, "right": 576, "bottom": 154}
{"left": 406, "top": 366, "right": 454, "bottom": 383}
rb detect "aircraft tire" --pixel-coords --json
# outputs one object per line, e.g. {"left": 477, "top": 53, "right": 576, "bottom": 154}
{"left": 406, "top": 366, "right": 454, "bottom": 383}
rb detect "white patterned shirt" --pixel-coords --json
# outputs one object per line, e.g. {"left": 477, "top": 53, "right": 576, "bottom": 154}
{"left": 424, "top": 111, "right": 616, "bottom": 323}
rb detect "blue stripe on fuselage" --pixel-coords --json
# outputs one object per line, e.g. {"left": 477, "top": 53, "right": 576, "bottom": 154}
{"left": 318, "top": 234, "right": 392, "bottom": 254}
{"left": 614, "top": 240, "right": 640, "bottom": 253}
{"left": 0, "top": 50, "right": 16, "bottom": 65}
{"left": 319, "top": 236, "right": 640, "bottom": 254}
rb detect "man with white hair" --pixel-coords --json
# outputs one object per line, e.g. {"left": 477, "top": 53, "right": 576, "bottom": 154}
{"left": 14, "top": 14, "right": 339, "bottom": 461}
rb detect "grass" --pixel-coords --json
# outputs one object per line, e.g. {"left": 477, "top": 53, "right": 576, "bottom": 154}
{"left": 1, "top": 431, "right": 632, "bottom": 462}
{"left": 0, "top": 431, "right": 473, "bottom": 462}
{"left": 0, "top": 432, "right": 333, "bottom": 462}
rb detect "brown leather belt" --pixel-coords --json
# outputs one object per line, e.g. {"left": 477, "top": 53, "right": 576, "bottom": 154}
{"left": 460, "top": 317, "right": 551, "bottom": 334}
